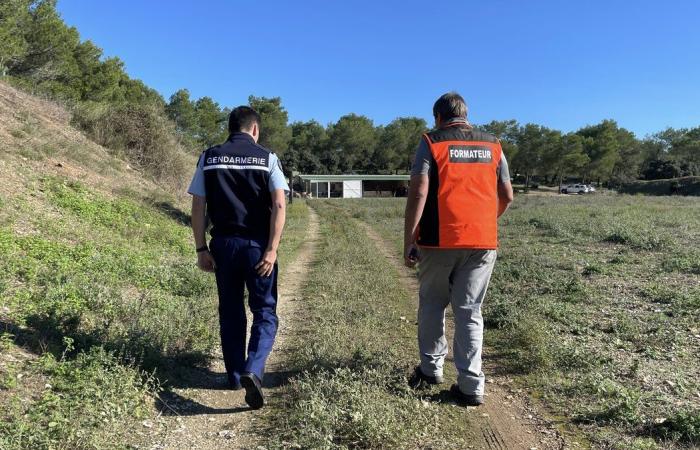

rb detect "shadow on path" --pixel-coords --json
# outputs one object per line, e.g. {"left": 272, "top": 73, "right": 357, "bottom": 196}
{"left": 156, "top": 390, "right": 250, "bottom": 416}
{"left": 162, "top": 363, "right": 297, "bottom": 391}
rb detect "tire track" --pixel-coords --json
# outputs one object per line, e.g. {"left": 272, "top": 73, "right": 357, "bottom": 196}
{"left": 357, "top": 219, "right": 567, "bottom": 450}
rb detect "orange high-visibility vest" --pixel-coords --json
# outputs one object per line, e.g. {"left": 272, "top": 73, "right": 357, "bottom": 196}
{"left": 417, "top": 124, "right": 502, "bottom": 249}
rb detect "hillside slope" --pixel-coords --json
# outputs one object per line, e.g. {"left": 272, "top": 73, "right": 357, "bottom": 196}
{"left": 0, "top": 81, "right": 218, "bottom": 449}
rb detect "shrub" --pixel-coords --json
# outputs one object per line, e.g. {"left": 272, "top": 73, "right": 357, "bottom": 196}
{"left": 619, "top": 177, "right": 700, "bottom": 196}
{"left": 72, "top": 102, "right": 192, "bottom": 191}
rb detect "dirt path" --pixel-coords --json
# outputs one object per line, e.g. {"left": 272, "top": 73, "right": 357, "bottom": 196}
{"left": 357, "top": 221, "right": 572, "bottom": 450}
{"left": 148, "top": 207, "right": 320, "bottom": 449}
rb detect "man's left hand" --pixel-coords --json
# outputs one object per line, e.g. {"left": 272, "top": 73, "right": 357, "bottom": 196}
{"left": 255, "top": 249, "right": 277, "bottom": 277}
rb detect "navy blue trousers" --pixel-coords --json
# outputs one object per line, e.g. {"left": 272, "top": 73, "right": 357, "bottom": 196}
{"left": 210, "top": 236, "right": 278, "bottom": 385}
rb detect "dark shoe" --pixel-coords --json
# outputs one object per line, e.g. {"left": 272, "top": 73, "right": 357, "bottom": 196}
{"left": 240, "top": 372, "right": 264, "bottom": 409}
{"left": 409, "top": 366, "right": 444, "bottom": 389}
{"left": 450, "top": 384, "right": 484, "bottom": 406}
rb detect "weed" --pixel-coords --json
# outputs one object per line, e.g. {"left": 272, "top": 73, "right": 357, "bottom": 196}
{"left": 0, "top": 332, "right": 13, "bottom": 351}
{"left": 502, "top": 313, "right": 554, "bottom": 373}
{"left": 652, "top": 409, "right": 700, "bottom": 444}
{"left": 0, "top": 346, "right": 157, "bottom": 450}
{"left": 266, "top": 201, "right": 472, "bottom": 448}
{"left": 325, "top": 195, "right": 700, "bottom": 449}
{"left": 582, "top": 262, "right": 605, "bottom": 276}
{"left": 603, "top": 228, "right": 674, "bottom": 251}
{"left": 661, "top": 254, "right": 700, "bottom": 274}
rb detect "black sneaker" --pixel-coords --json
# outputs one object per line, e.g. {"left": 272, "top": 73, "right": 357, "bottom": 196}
{"left": 409, "top": 366, "right": 444, "bottom": 389}
{"left": 240, "top": 372, "right": 264, "bottom": 409}
{"left": 450, "top": 384, "right": 484, "bottom": 406}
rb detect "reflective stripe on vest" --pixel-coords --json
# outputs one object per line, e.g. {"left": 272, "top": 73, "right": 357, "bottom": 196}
{"left": 417, "top": 130, "right": 502, "bottom": 249}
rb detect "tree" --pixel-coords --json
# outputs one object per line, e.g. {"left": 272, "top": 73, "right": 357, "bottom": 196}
{"left": 166, "top": 89, "right": 198, "bottom": 135}
{"left": 642, "top": 159, "right": 683, "bottom": 180}
{"left": 481, "top": 119, "right": 520, "bottom": 162}
{"left": 194, "top": 96, "right": 227, "bottom": 147}
{"left": 328, "top": 114, "right": 378, "bottom": 173}
{"left": 285, "top": 120, "right": 327, "bottom": 174}
{"left": 577, "top": 120, "right": 622, "bottom": 183}
{"left": 376, "top": 117, "right": 428, "bottom": 173}
{"left": 511, "top": 124, "right": 552, "bottom": 186}
{"left": 74, "top": 41, "right": 124, "bottom": 102}
{"left": 547, "top": 133, "right": 590, "bottom": 191}
{"left": 15, "top": 0, "right": 82, "bottom": 100}
{"left": 120, "top": 78, "right": 165, "bottom": 108}
{"left": 611, "top": 127, "right": 642, "bottom": 183}
{"left": 248, "top": 96, "right": 291, "bottom": 154}
{"left": 664, "top": 127, "right": 700, "bottom": 175}
{"left": 0, "top": 0, "right": 30, "bottom": 76}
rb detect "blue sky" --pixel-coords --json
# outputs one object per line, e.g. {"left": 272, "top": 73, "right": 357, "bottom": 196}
{"left": 57, "top": 0, "right": 700, "bottom": 137}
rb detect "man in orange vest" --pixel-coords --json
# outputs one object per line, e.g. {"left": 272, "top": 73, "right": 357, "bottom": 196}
{"left": 403, "top": 92, "right": 514, "bottom": 406}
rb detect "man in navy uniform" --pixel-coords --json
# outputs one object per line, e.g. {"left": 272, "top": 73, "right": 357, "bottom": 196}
{"left": 188, "top": 106, "right": 289, "bottom": 410}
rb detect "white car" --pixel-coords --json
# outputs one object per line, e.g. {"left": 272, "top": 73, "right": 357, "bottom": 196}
{"left": 561, "top": 184, "right": 589, "bottom": 194}
{"left": 586, "top": 185, "right": 596, "bottom": 193}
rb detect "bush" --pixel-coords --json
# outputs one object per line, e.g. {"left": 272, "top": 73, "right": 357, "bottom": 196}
{"left": 619, "top": 177, "right": 700, "bottom": 196}
{"left": 72, "top": 102, "right": 192, "bottom": 191}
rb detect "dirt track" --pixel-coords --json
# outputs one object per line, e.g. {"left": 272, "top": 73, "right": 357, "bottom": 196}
{"left": 149, "top": 208, "right": 320, "bottom": 449}
{"left": 358, "top": 221, "right": 572, "bottom": 450}
{"left": 146, "top": 208, "right": 574, "bottom": 449}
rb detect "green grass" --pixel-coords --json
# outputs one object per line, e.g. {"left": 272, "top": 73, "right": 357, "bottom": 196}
{"left": 325, "top": 194, "right": 700, "bottom": 449}
{"left": 0, "top": 169, "right": 310, "bottom": 449}
{"left": 0, "top": 178, "right": 219, "bottom": 368}
{"left": 1, "top": 344, "right": 157, "bottom": 450}
{"left": 265, "top": 201, "right": 479, "bottom": 449}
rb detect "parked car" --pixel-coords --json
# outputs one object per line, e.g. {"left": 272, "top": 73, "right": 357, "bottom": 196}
{"left": 561, "top": 184, "right": 589, "bottom": 194}
{"left": 586, "top": 184, "right": 596, "bottom": 193}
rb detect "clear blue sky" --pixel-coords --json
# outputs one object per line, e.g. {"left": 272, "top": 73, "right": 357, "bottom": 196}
{"left": 57, "top": 0, "right": 700, "bottom": 137}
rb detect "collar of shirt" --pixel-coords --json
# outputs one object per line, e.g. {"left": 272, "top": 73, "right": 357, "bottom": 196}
{"left": 228, "top": 132, "right": 255, "bottom": 143}
{"left": 441, "top": 117, "right": 472, "bottom": 129}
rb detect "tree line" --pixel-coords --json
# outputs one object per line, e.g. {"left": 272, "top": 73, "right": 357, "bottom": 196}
{"left": 2, "top": 0, "right": 698, "bottom": 188}
{"left": 165, "top": 88, "right": 699, "bottom": 186}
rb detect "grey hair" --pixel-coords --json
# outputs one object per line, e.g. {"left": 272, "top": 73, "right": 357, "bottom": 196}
{"left": 432, "top": 92, "right": 467, "bottom": 120}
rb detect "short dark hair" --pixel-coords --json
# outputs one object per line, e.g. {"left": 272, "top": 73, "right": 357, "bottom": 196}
{"left": 432, "top": 92, "right": 467, "bottom": 121}
{"left": 228, "top": 106, "right": 261, "bottom": 133}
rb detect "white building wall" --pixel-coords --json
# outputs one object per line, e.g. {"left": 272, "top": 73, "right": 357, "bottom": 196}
{"left": 343, "top": 180, "right": 362, "bottom": 198}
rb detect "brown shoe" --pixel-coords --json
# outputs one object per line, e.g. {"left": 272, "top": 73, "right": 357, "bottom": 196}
{"left": 450, "top": 384, "right": 484, "bottom": 406}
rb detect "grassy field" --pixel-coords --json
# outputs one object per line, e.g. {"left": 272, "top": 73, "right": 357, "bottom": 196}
{"left": 326, "top": 194, "right": 700, "bottom": 449}
{"left": 2, "top": 78, "right": 698, "bottom": 448}
{"left": 0, "top": 162, "right": 309, "bottom": 448}
{"left": 263, "top": 200, "right": 487, "bottom": 449}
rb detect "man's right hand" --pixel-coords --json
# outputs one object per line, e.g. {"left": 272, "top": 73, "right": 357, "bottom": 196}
{"left": 404, "top": 243, "right": 419, "bottom": 268}
{"left": 197, "top": 250, "right": 216, "bottom": 272}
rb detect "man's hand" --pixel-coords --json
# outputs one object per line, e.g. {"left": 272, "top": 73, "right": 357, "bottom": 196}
{"left": 404, "top": 243, "right": 419, "bottom": 268}
{"left": 197, "top": 250, "right": 216, "bottom": 272}
{"left": 255, "top": 249, "right": 277, "bottom": 277}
